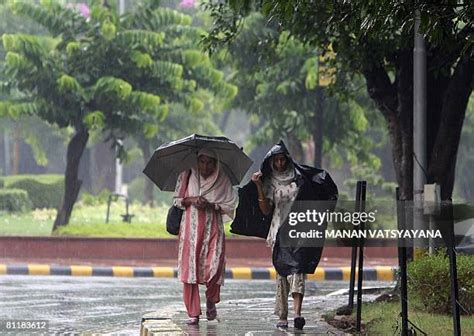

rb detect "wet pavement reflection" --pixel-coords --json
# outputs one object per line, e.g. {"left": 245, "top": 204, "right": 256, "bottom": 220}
{"left": 0, "top": 275, "right": 392, "bottom": 335}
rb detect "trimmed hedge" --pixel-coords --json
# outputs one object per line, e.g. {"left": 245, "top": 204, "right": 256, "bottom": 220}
{"left": 408, "top": 252, "right": 474, "bottom": 315}
{"left": 3, "top": 174, "right": 64, "bottom": 209}
{"left": 0, "top": 188, "right": 32, "bottom": 211}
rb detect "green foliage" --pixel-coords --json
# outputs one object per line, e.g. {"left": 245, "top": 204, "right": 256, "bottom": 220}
{"left": 3, "top": 1, "right": 222, "bottom": 157}
{"left": 223, "top": 13, "right": 315, "bottom": 142}
{"left": 4, "top": 174, "right": 64, "bottom": 209}
{"left": 2, "top": 1, "right": 236, "bottom": 214}
{"left": 79, "top": 190, "right": 111, "bottom": 206}
{"left": 0, "top": 188, "right": 32, "bottom": 212}
{"left": 83, "top": 110, "right": 105, "bottom": 129}
{"left": 408, "top": 252, "right": 474, "bottom": 315}
{"left": 57, "top": 74, "right": 84, "bottom": 95}
{"left": 219, "top": 12, "right": 379, "bottom": 169}
{"left": 10, "top": 1, "right": 88, "bottom": 38}
{"left": 2, "top": 174, "right": 62, "bottom": 185}
{"left": 205, "top": 1, "right": 473, "bottom": 200}
{"left": 228, "top": 0, "right": 474, "bottom": 74}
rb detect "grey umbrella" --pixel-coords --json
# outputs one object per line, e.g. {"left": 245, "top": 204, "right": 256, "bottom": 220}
{"left": 143, "top": 134, "right": 253, "bottom": 191}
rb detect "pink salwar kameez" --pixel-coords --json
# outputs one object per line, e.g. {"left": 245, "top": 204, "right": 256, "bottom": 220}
{"left": 173, "top": 157, "right": 236, "bottom": 318}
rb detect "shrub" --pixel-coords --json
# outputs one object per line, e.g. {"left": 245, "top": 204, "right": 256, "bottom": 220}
{"left": 4, "top": 175, "right": 64, "bottom": 209}
{"left": 0, "top": 188, "right": 32, "bottom": 212}
{"left": 80, "top": 189, "right": 111, "bottom": 206}
{"left": 408, "top": 252, "right": 474, "bottom": 315}
{"left": 0, "top": 178, "right": 4, "bottom": 188}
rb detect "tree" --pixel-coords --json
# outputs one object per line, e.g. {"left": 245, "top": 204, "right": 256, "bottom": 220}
{"left": 0, "top": 1, "right": 51, "bottom": 175}
{"left": 2, "top": 0, "right": 237, "bottom": 226}
{"left": 210, "top": 11, "right": 379, "bottom": 169}
{"left": 204, "top": 0, "right": 474, "bottom": 201}
{"left": 121, "top": 2, "right": 237, "bottom": 205}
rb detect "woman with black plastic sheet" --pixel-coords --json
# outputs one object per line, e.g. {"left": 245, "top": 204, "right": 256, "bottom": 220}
{"left": 231, "top": 140, "right": 338, "bottom": 330}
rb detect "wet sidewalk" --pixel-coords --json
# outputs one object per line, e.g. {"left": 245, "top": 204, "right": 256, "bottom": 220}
{"left": 140, "top": 291, "right": 354, "bottom": 335}
{"left": 138, "top": 279, "right": 394, "bottom": 336}
{"left": 0, "top": 273, "right": 393, "bottom": 334}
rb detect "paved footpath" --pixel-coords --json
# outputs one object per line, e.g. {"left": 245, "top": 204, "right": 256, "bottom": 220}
{"left": 141, "top": 298, "right": 351, "bottom": 335}
{"left": 0, "top": 275, "right": 391, "bottom": 335}
{"left": 140, "top": 287, "right": 380, "bottom": 336}
{"left": 139, "top": 280, "right": 390, "bottom": 336}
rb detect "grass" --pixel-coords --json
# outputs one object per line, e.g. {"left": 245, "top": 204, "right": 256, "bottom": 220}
{"left": 0, "top": 210, "right": 54, "bottom": 236}
{"left": 325, "top": 299, "right": 474, "bottom": 335}
{"left": 0, "top": 201, "right": 239, "bottom": 238}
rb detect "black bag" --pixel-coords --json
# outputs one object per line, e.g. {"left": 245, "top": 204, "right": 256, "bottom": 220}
{"left": 166, "top": 170, "right": 191, "bottom": 235}
{"left": 166, "top": 205, "right": 183, "bottom": 235}
{"left": 230, "top": 181, "right": 272, "bottom": 239}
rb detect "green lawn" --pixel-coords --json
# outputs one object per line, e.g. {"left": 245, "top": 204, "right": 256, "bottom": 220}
{"left": 0, "top": 210, "right": 55, "bottom": 236}
{"left": 0, "top": 202, "right": 238, "bottom": 237}
{"left": 326, "top": 300, "right": 474, "bottom": 335}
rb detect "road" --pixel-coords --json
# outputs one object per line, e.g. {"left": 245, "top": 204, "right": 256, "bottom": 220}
{"left": 0, "top": 276, "right": 393, "bottom": 335}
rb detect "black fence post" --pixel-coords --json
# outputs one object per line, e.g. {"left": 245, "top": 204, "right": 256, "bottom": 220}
{"left": 348, "top": 181, "right": 364, "bottom": 312}
{"left": 396, "top": 188, "right": 409, "bottom": 336}
{"left": 444, "top": 201, "right": 461, "bottom": 336}
{"left": 355, "top": 180, "right": 367, "bottom": 332}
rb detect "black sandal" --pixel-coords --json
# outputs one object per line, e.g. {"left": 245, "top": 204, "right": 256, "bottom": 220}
{"left": 294, "top": 316, "right": 305, "bottom": 330}
{"left": 276, "top": 320, "right": 288, "bottom": 328}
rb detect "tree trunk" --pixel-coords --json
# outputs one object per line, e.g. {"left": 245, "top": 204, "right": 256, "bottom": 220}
{"left": 313, "top": 87, "right": 324, "bottom": 167}
{"left": 363, "top": 47, "right": 416, "bottom": 200}
{"left": 427, "top": 53, "right": 473, "bottom": 200}
{"left": 79, "top": 147, "right": 92, "bottom": 192}
{"left": 53, "top": 125, "right": 89, "bottom": 230}
{"left": 286, "top": 131, "right": 305, "bottom": 163}
{"left": 362, "top": 55, "right": 408, "bottom": 197}
{"left": 364, "top": 43, "right": 473, "bottom": 202}
{"left": 396, "top": 49, "right": 414, "bottom": 202}
{"left": 138, "top": 137, "right": 154, "bottom": 206}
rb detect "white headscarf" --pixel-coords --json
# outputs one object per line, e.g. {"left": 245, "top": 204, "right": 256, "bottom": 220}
{"left": 187, "top": 148, "right": 237, "bottom": 219}
{"left": 265, "top": 155, "right": 299, "bottom": 248}
{"left": 270, "top": 156, "right": 296, "bottom": 186}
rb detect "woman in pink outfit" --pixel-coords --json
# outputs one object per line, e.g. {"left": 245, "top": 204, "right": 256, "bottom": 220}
{"left": 173, "top": 148, "right": 237, "bottom": 325}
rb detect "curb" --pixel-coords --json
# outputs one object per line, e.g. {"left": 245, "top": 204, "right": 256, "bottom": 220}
{"left": 0, "top": 264, "right": 397, "bottom": 281}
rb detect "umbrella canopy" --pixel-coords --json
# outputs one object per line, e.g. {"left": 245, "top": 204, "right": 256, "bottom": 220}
{"left": 143, "top": 134, "right": 253, "bottom": 191}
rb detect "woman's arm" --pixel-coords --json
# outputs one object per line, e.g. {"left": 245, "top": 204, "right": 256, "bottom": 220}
{"left": 173, "top": 170, "right": 198, "bottom": 209}
{"left": 251, "top": 172, "right": 272, "bottom": 216}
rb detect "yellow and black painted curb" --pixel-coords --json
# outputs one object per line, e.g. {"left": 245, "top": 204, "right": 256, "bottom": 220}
{"left": 0, "top": 264, "right": 397, "bottom": 281}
